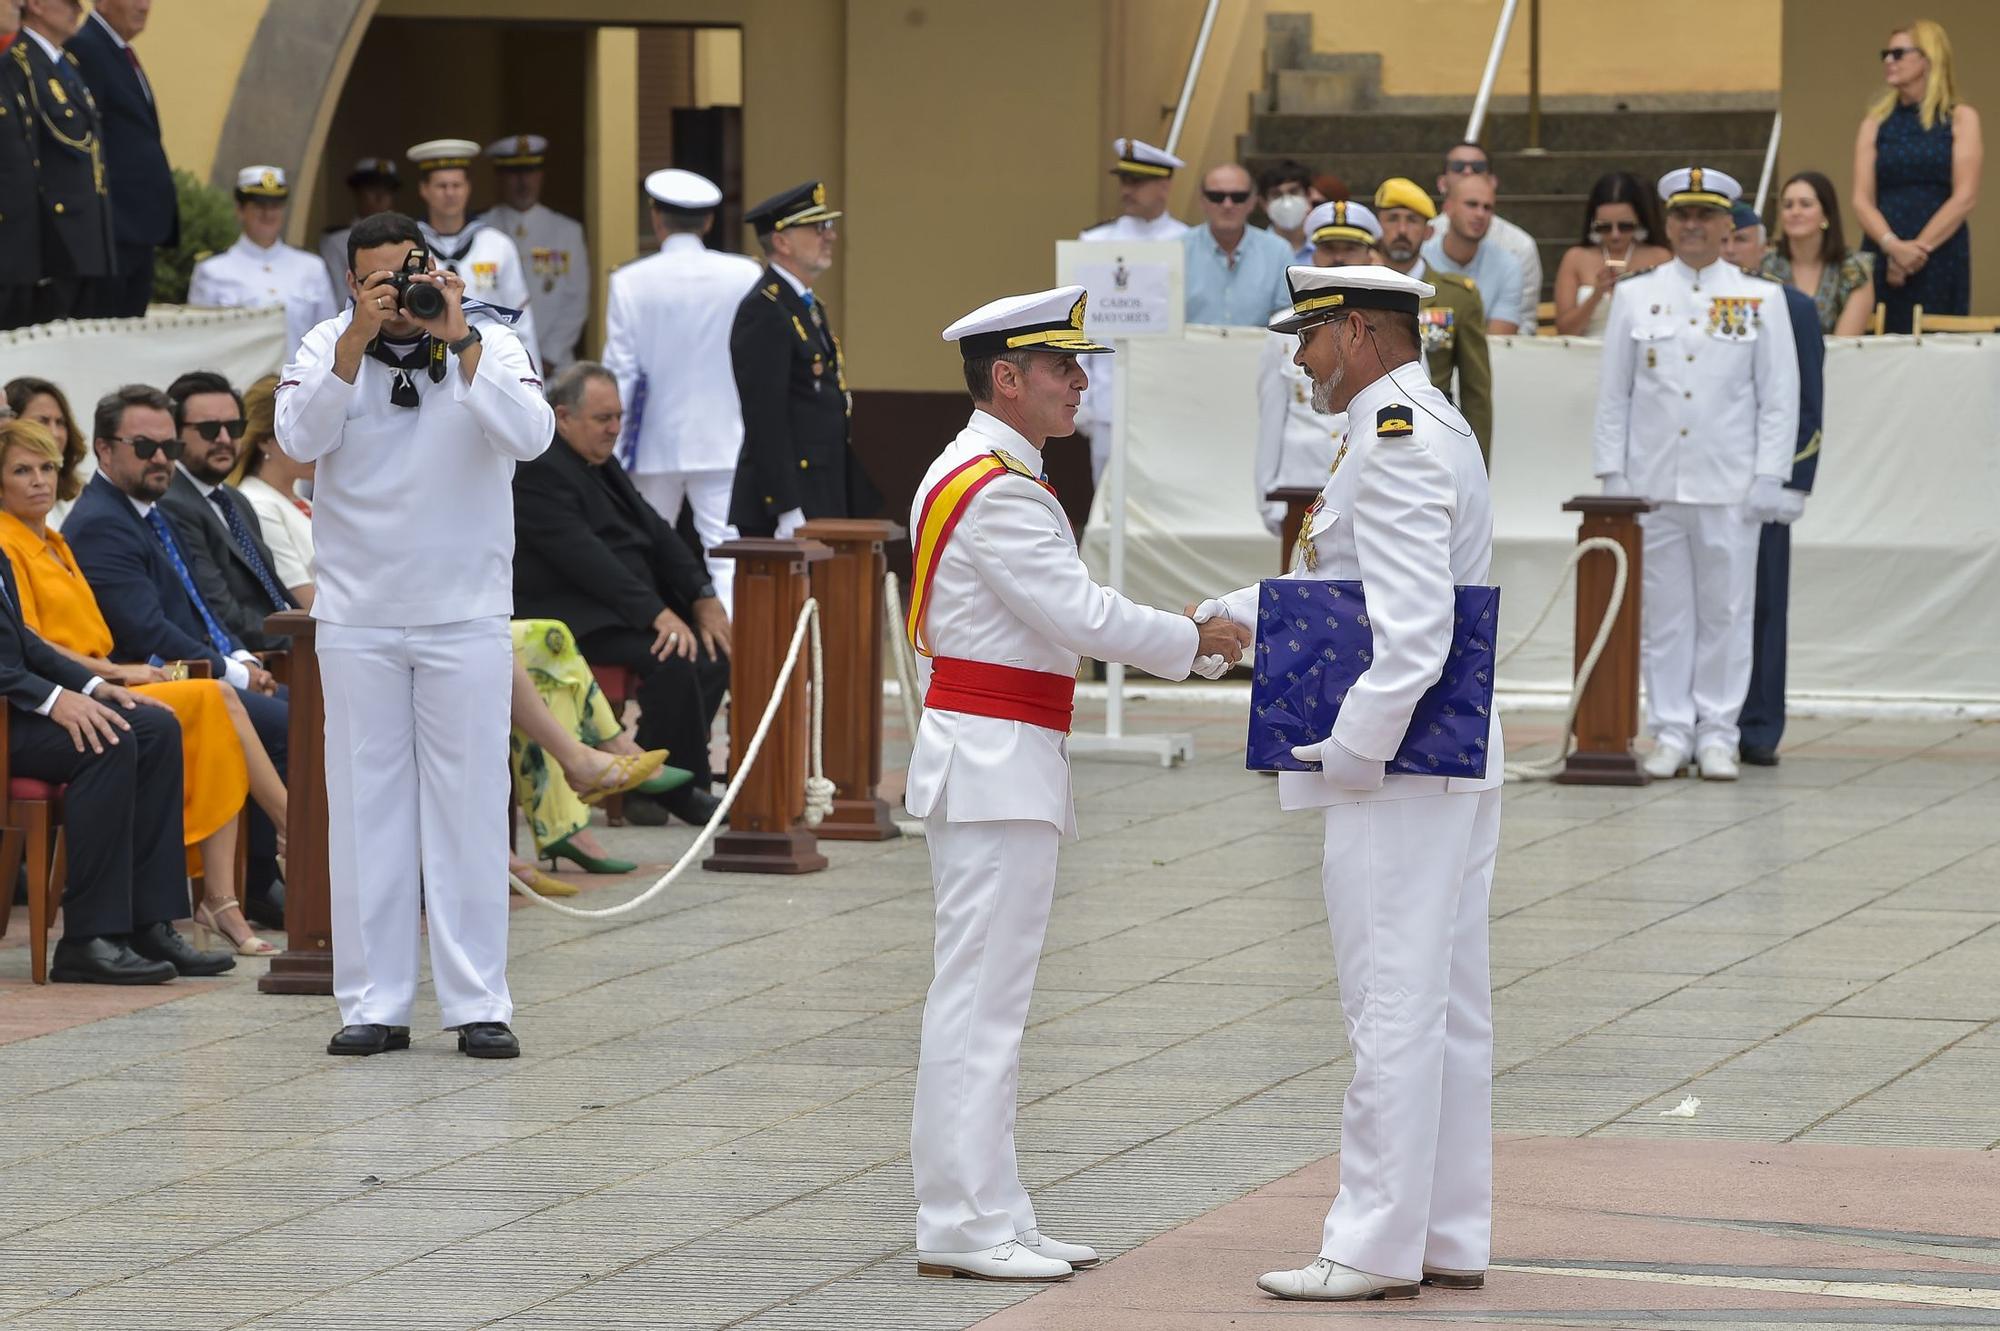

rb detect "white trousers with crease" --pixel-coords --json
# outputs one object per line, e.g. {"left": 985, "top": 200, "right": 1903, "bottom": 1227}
{"left": 320, "top": 616, "right": 514, "bottom": 1030}
{"left": 1319, "top": 786, "right": 1500, "bottom": 1282}
{"left": 632, "top": 468, "right": 739, "bottom": 612}
{"left": 1640, "top": 500, "right": 1759, "bottom": 753}
{"left": 911, "top": 812, "right": 1060, "bottom": 1253}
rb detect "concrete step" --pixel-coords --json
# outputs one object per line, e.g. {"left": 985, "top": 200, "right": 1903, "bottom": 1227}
{"left": 1250, "top": 109, "right": 1775, "bottom": 156}
{"left": 1243, "top": 148, "right": 1768, "bottom": 199}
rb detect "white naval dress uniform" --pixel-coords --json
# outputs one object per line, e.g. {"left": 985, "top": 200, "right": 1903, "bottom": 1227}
{"left": 1254, "top": 316, "right": 1347, "bottom": 536}
{"left": 483, "top": 202, "right": 588, "bottom": 371}
{"left": 600, "top": 233, "right": 763, "bottom": 609}
{"left": 421, "top": 220, "right": 542, "bottom": 370}
{"left": 1214, "top": 366, "right": 1503, "bottom": 1284}
{"left": 188, "top": 235, "right": 339, "bottom": 357}
{"left": 274, "top": 310, "right": 553, "bottom": 1030}
{"left": 907, "top": 408, "right": 1199, "bottom": 1254}
{"left": 1593, "top": 258, "right": 1798, "bottom": 753}
{"left": 1074, "top": 212, "right": 1189, "bottom": 479}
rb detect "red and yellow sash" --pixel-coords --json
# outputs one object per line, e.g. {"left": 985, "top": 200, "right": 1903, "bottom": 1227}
{"left": 906, "top": 453, "right": 1016, "bottom": 655}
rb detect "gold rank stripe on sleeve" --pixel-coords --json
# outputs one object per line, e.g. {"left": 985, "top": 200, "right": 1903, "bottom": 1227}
{"left": 904, "top": 454, "right": 1011, "bottom": 657}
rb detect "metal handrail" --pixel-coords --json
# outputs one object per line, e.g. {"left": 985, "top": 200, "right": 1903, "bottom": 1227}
{"left": 1165, "top": 0, "right": 1223, "bottom": 155}
{"left": 1465, "top": 0, "right": 1523, "bottom": 144}
{"left": 1755, "top": 111, "right": 1783, "bottom": 215}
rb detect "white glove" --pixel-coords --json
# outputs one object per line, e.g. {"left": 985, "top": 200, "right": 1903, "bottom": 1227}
{"left": 1259, "top": 501, "right": 1286, "bottom": 537}
{"left": 1191, "top": 654, "right": 1232, "bottom": 680}
{"left": 1599, "top": 471, "right": 1635, "bottom": 496}
{"left": 1773, "top": 488, "right": 1807, "bottom": 525}
{"left": 1289, "top": 733, "right": 1386, "bottom": 791}
{"left": 775, "top": 507, "right": 806, "bottom": 539}
{"left": 1745, "top": 475, "right": 1787, "bottom": 525}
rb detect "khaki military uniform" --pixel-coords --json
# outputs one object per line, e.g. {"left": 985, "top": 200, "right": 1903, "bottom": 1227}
{"left": 1410, "top": 261, "right": 1491, "bottom": 465}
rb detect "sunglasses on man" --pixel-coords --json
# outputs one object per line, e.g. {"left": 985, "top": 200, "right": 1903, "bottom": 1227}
{"left": 185, "top": 419, "right": 248, "bottom": 442}
{"left": 1203, "top": 189, "right": 1252, "bottom": 204}
{"left": 109, "top": 436, "right": 187, "bottom": 461}
{"left": 1445, "top": 159, "right": 1492, "bottom": 175}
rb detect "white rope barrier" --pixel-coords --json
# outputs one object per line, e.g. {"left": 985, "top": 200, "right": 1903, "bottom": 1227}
{"left": 881, "top": 571, "right": 923, "bottom": 740}
{"left": 1496, "top": 536, "right": 1629, "bottom": 781}
{"left": 507, "top": 597, "right": 833, "bottom": 919}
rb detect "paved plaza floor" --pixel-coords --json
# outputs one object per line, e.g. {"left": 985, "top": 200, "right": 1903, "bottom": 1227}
{"left": 1, "top": 700, "right": 1996, "bottom": 1330}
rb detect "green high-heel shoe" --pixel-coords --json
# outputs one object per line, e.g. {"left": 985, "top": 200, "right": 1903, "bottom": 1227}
{"left": 635, "top": 764, "right": 695, "bottom": 796}
{"left": 542, "top": 835, "right": 637, "bottom": 875}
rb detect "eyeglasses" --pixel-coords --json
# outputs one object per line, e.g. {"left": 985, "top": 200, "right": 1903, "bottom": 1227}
{"left": 1589, "top": 220, "right": 1642, "bottom": 236}
{"left": 1445, "top": 159, "right": 1491, "bottom": 174}
{"left": 803, "top": 221, "right": 837, "bottom": 235}
{"left": 1203, "top": 189, "right": 1251, "bottom": 204}
{"left": 185, "top": 419, "right": 247, "bottom": 442}
{"left": 1880, "top": 46, "right": 1919, "bottom": 61}
{"left": 109, "top": 436, "right": 186, "bottom": 461}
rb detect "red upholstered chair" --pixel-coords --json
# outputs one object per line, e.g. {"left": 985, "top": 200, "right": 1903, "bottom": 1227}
{"left": 0, "top": 704, "right": 69, "bottom": 986}
{"left": 589, "top": 662, "right": 636, "bottom": 827}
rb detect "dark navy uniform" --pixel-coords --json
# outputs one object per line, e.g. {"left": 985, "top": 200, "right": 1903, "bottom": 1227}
{"left": 726, "top": 180, "right": 880, "bottom": 535}
{"left": 1740, "top": 281, "right": 1824, "bottom": 762}
{"left": 13, "top": 34, "right": 114, "bottom": 322}
{"left": 0, "top": 37, "right": 39, "bottom": 329}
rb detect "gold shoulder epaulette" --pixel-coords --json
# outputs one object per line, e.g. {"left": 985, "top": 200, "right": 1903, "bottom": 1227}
{"left": 1433, "top": 270, "right": 1476, "bottom": 292}
{"left": 990, "top": 448, "right": 1036, "bottom": 477}
{"left": 760, "top": 281, "right": 780, "bottom": 301}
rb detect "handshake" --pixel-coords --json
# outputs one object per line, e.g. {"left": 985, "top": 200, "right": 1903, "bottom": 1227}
{"left": 1185, "top": 598, "right": 1251, "bottom": 681}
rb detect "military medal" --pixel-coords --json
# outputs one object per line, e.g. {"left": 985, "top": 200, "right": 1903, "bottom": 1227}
{"left": 1646, "top": 347, "right": 1657, "bottom": 369}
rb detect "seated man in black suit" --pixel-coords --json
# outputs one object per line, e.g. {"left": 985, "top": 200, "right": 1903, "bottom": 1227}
{"left": 514, "top": 363, "right": 729, "bottom": 827}
{"left": 0, "top": 555, "right": 231, "bottom": 983}
{"left": 158, "top": 371, "right": 297, "bottom": 653}
{"left": 62, "top": 384, "right": 290, "bottom": 925}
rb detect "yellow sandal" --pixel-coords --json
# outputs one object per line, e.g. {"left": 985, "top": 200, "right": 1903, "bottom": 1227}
{"left": 573, "top": 749, "right": 669, "bottom": 806}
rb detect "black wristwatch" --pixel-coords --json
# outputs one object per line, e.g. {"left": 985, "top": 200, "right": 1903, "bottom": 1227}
{"left": 695, "top": 583, "right": 718, "bottom": 602}
{"left": 447, "top": 325, "right": 482, "bottom": 355}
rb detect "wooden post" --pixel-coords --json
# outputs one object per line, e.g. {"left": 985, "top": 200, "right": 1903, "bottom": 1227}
{"left": 1266, "top": 486, "right": 1321, "bottom": 573}
{"left": 798, "top": 518, "right": 904, "bottom": 841}
{"left": 258, "top": 609, "right": 333, "bottom": 994}
{"left": 705, "top": 538, "right": 833, "bottom": 873}
{"left": 1556, "top": 496, "right": 1653, "bottom": 786}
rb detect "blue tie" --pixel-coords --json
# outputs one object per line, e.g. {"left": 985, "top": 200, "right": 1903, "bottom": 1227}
{"left": 208, "top": 488, "right": 292, "bottom": 611}
{"left": 144, "top": 507, "right": 237, "bottom": 656}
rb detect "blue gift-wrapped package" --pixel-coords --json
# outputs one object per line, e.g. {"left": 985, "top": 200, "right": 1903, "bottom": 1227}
{"left": 1246, "top": 579, "right": 1500, "bottom": 776}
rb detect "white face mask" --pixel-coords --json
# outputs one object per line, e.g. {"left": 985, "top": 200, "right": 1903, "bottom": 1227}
{"left": 1266, "top": 193, "right": 1311, "bottom": 231}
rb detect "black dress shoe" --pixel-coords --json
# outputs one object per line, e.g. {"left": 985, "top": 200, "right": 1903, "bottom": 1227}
{"left": 1739, "top": 744, "right": 1780, "bottom": 767}
{"left": 128, "top": 921, "right": 236, "bottom": 976}
{"left": 243, "top": 879, "right": 285, "bottom": 930}
{"left": 456, "top": 1022, "right": 520, "bottom": 1059}
{"left": 327, "top": 1024, "right": 412, "bottom": 1056}
{"left": 620, "top": 792, "right": 670, "bottom": 827}
{"left": 664, "top": 785, "right": 721, "bottom": 828}
{"left": 49, "top": 935, "right": 176, "bottom": 985}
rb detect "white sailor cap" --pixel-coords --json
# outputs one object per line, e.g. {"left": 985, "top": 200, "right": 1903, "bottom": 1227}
{"left": 406, "top": 138, "right": 481, "bottom": 175}
{"left": 234, "top": 165, "right": 289, "bottom": 199}
{"left": 1658, "top": 165, "right": 1741, "bottom": 212}
{"left": 643, "top": 168, "right": 723, "bottom": 212}
{"left": 1110, "top": 138, "right": 1183, "bottom": 179}
{"left": 942, "top": 285, "right": 1115, "bottom": 361}
{"left": 1269, "top": 265, "right": 1434, "bottom": 335}
{"left": 1305, "top": 200, "right": 1381, "bottom": 248}
{"left": 485, "top": 134, "right": 549, "bottom": 169}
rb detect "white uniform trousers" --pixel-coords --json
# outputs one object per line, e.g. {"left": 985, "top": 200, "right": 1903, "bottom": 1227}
{"left": 911, "top": 812, "right": 1060, "bottom": 1253}
{"left": 632, "top": 469, "right": 739, "bottom": 612}
{"left": 1319, "top": 785, "right": 1500, "bottom": 1283}
{"left": 1640, "top": 501, "right": 1759, "bottom": 752}
{"left": 319, "top": 616, "right": 515, "bottom": 1029}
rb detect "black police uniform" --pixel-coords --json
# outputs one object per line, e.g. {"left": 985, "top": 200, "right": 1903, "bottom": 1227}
{"left": 13, "top": 37, "right": 115, "bottom": 323}
{"left": 0, "top": 40, "right": 39, "bottom": 330}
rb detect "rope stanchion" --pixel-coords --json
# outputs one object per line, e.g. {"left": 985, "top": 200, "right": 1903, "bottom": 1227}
{"left": 882, "top": 571, "right": 923, "bottom": 739}
{"left": 507, "top": 597, "right": 830, "bottom": 919}
{"left": 1496, "top": 536, "right": 1629, "bottom": 781}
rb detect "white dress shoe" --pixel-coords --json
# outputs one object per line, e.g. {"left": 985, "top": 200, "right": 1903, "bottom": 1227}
{"left": 1696, "top": 743, "right": 1739, "bottom": 781}
{"left": 1642, "top": 740, "right": 1689, "bottom": 780}
{"left": 1019, "top": 1228, "right": 1099, "bottom": 1268}
{"left": 1256, "top": 1257, "right": 1418, "bottom": 1301}
{"left": 1422, "top": 1265, "right": 1485, "bottom": 1289}
{"left": 917, "top": 1240, "right": 1072, "bottom": 1282}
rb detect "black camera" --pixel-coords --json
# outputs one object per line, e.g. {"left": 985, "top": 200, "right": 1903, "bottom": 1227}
{"left": 389, "top": 246, "right": 446, "bottom": 320}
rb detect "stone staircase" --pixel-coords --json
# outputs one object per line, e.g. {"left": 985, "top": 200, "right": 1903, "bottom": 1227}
{"left": 1242, "top": 13, "right": 1777, "bottom": 299}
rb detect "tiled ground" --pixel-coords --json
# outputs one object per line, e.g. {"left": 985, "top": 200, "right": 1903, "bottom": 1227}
{"left": 0, "top": 702, "right": 1994, "bottom": 1330}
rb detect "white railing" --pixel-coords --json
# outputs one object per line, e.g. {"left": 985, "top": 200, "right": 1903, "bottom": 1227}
{"left": 1465, "top": 0, "right": 1523, "bottom": 144}
{"left": 1755, "top": 111, "right": 1783, "bottom": 214}
{"left": 1165, "top": 0, "right": 1222, "bottom": 155}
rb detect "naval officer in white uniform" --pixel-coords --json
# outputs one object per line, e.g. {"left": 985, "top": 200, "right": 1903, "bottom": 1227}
{"left": 275, "top": 210, "right": 553, "bottom": 1060}
{"left": 1254, "top": 201, "right": 1380, "bottom": 535}
{"left": 1198, "top": 265, "right": 1503, "bottom": 1302}
{"left": 600, "top": 168, "right": 762, "bottom": 611}
{"left": 187, "top": 166, "right": 338, "bottom": 355}
{"left": 1593, "top": 167, "right": 1798, "bottom": 782}
{"left": 907, "top": 286, "right": 1250, "bottom": 1283}
{"left": 482, "top": 135, "right": 589, "bottom": 371}
{"left": 407, "top": 138, "right": 541, "bottom": 368}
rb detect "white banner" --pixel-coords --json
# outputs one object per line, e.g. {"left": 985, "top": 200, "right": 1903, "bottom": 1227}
{"left": 1085, "top": 330, "right": 2000, "bottom": 708}
{"left": 0, "top": 305, "right": 289, "bottom": 423}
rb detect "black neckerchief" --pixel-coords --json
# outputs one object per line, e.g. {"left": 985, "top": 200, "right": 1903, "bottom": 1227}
{"left": 366, "top": 334, "right": 444, "bottom": 408}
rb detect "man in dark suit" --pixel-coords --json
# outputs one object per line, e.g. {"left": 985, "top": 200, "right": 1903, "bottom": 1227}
{"left": 515, "top": 364, "right": 729, "bottom": 828}
{"left": 0, "top": 552, "right": 231, "bottom": 983}
{"left": 65, "top": 0, "right": 174, "bottom": 318}
{"left": 727, "top": 179, "right": 879, "bottom": 538}
{"left": 159, "top": 371, "right": 296, "bottom": 652}
{"left": 14, "top": 0, "right": 115, "bottom": 323}
{"left": 0, "top": 1, "right": 39, "bottom": 330}
{"left": 62, "top": 384, "right": 290, "bottom": 923}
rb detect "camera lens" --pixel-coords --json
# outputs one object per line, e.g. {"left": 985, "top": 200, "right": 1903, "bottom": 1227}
{"left": 401, "top": 280, "right": 446, "bottom": 320}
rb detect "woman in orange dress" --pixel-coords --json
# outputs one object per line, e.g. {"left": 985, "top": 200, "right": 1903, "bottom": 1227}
{"left": 0, "top": 420, "right": 286, "bottom": 955}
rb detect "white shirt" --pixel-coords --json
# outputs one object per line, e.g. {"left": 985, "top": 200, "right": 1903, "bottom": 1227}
{"left": 420, "top": 220, "right": 542, "bottom": 369}
{"left": 1217, "top": 366, "right": 1503, "bottom": 809}
{"left": 600, "top": 233, "right": 763, "bottom": 475}
{"left": 1254, "top": 316, "right": 1347, "bottom": 534}
{"left": 482, "top": 202, "right": 589, "bottom": 371}
{"left": 904, "top": 410, "right": 1199, "bottom": 837}
{"left": 188, "top": 235, "right": 339, "bottom": 358}
{"left": 233, "top": 474, "right": 315, "bottom": 589}
{"left": 1428, "top": 210, "right": 1542, "bottom": 332}
{"left": 273, "top": 312, "right": 553, "bottom": 627}
{"left": 1592, "top": 257, "right": 1800, "bottom": 505}
{"left": 1079, "top": 212, "right": 1189, "bottom": 243}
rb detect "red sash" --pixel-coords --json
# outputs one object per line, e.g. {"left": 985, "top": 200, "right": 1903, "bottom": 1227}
{"left": 926, "top": 657, "right": 1076, "bottom": 734}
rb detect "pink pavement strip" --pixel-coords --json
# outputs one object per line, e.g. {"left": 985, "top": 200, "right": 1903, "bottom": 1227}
{"left": 974, "top": 1136, "right": 2000, "bottom": 1329}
